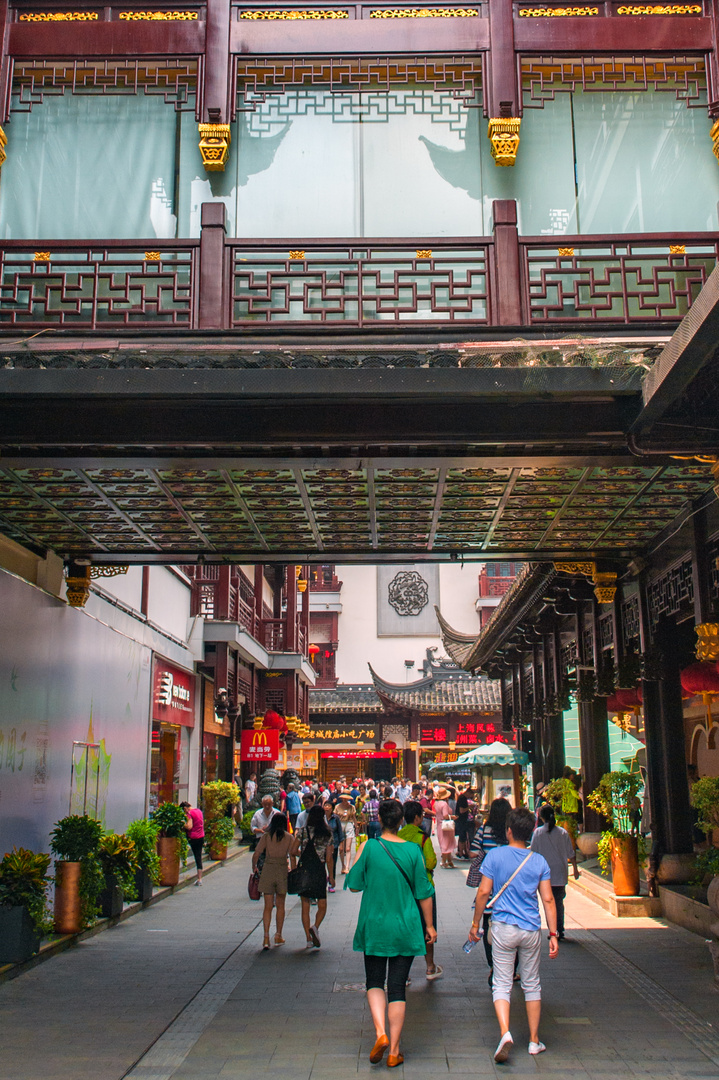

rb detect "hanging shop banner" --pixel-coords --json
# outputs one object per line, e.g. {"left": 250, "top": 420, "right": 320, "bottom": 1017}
{"left": 153, "top": 658, "right": 195, "bottom": 727}
{"left": 240, "top": 728, "right": 280, "bottom": 762}
{"left": 419, "top": 721, "right": 507, "bottom": 745}
{"left": 321, "top": 750, "right": 398, "bottom": 759}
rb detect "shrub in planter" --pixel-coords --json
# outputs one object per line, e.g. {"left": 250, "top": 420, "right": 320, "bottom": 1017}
{"left": 126, "top": 818, "right": 161, "bottom": 900}
{"left": 206, "top": 816, "right": 235, "bottom": 861}
{"left": 98, "top": 833, "right": 139, "bottom": 915}
{"left": 690, "top": 776, "right": 719, "bottom": 838}
{"left": 0, "top": 848, "right": 53, "bottom": 962}
{"left": 239, "top": 810, "right": 254, "bottom": 843}
{"left": 588, "top": 771, "right": 644, "bottom": 897}
{"left": 202, "top": 781, "right": 240, "bottom": 858}
{"left": 150, "top": 803, "right": 188, "bottom": 886}
{"left": 49, "top": 815, "right": 105, "bottom": 932}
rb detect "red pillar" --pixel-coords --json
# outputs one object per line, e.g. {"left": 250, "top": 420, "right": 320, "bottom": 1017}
{"left": 198, "top": 202, "right": 227, "bottom": 330}
{"left": 492, "top": 200, "right": 524, "bottom": 326}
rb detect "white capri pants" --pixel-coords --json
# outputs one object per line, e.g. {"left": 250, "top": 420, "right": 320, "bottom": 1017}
{"left": 490, "top": 920, "right": 542, "bottom": 1003}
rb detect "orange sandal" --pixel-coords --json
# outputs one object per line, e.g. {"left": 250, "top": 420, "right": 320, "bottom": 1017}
{"left": 369, "top": 1035, "right": 389, "bottom": 1064}
{"left": 387, "top": 1054, "right": 404, "bottom": 1068}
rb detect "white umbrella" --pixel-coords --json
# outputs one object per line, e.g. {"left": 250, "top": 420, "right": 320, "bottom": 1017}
{"left": 455, "top": 741, "right": 529, "bottom": 766}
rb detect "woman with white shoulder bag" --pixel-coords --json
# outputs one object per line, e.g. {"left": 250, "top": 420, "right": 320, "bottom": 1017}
{"left": 468, "top": 806, "right": 559, "bottom": 1064}
{"left": 433, "top": 786, "right": 457, "bottom": 868}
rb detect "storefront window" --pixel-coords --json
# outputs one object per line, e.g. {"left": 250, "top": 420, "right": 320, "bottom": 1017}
{"left": 149, "top": 721, "right": 180, "bottom": 811}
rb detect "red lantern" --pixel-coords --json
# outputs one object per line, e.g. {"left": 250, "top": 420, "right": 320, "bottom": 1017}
{"left": 606, "top": 694, "right": 623, "bottom": 714}
{"left": 308, "top": 644, "right": 320, "bottom": 658}
{"left": 383, "top": 741, "right": 397, "bottom": 751}
{"left": 680, "top": 662, "right": 719, "bottom": 730}
{"left": 264, "top": 709, "right": 285, "bottom": 730}
{"left": 615, "top": 686, "right": 643, "bottom": 712}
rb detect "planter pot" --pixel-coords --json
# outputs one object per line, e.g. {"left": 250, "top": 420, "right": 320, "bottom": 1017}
{"left": 576, "top": 832, "right": 601, "bottom": 859}
{"left": 0, "top": 905, "right": 42, "bottom": 963}
{"left": 54, "top": 861, "right": 83, "bottom": 935}
{"left": 157, "top": 837, "right": 180, "bottom": 887}
{"left": 707, "top": 875, "right": 719, "bottom": 918}
{"left": 656, "top": 852, "right": 696, "bottom": 886}
{"left": 99, "top": 874, "right": 124, "bottom": 918}
{"left": 208, "top": 844, "right": 228, "bottom": 862}
{"left": 610, "top": 836, "right": 639, "bottom": 896}
{"left": 134, "top": 867, "right": 154, "bottom": 903}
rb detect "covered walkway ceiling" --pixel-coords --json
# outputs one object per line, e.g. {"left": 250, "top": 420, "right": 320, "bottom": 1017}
{"left": 0, "top": 363, "right": 715, "bottom": 564}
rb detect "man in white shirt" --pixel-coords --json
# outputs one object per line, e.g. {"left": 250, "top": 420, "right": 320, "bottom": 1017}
{"left": 244, "top": 772, "right": 257, "bottom": 806}
{"left": 396, "top": 778, "right": 413, "bottom": 804}
{"left": 295, "top": 792, "right": 315, "bottom": 830}
{"left": 251, "top": 795, "right": 279, "bottom": 836}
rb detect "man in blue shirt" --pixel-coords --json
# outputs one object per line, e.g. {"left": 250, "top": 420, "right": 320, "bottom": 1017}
{"left": 468, "top": 807, "right": 558, "bottom": 1064}
{"left": 285, "top": 784, "right": 302, "bottom": 828}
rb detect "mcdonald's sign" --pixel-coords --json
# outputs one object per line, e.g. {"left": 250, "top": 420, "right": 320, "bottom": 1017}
{"left": 240, "top": 728, "right": 280, "bottom": 762}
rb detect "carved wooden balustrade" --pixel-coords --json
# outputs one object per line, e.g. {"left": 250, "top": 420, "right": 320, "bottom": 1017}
{"left": 0, "top": 210, "right": 716, "bottom": 331}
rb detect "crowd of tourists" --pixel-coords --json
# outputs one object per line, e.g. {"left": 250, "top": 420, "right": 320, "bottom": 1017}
{"left": 239, "top": 773, "right": 578, "bottom": 1068}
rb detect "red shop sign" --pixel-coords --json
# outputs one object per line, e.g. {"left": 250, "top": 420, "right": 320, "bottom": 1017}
{"left": 241, "top": 729, "right": 280, "bottom": 762}
{"left": 321, "top": 751, "right": 398, "bottom": 759}
{"left": 153, "top": 658, "right": 195, "bottom": 727}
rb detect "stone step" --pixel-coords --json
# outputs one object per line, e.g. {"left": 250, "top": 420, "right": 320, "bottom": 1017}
{"left": 568, "top": 868, "right": 663, "bottom": 918}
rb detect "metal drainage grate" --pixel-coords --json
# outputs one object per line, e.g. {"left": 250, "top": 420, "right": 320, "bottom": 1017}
{"left": 333, "top": 982, "right": 366, "bottom": 992}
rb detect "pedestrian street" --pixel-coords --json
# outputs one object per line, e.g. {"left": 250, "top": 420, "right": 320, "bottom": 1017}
{"left": 2, "top": 844, "right": 718, "bottom": 1080}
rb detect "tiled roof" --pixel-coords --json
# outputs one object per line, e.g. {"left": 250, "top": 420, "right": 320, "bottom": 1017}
{"left": 437, "top": 563, "right": 557, "bottom": 671}
{"left": 433, "top": 607, "right": 476, "bottom": 667}
{"left": 369, "top": 665, "right": 500, "bottom": 712}
{"left": 309, "top": 685, "right": 382, "bottom": 714}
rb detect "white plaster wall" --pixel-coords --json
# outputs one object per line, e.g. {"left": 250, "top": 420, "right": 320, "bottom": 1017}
{"left": 334, "top": 563, "right": 480, "bottom": 684}
{"left": 94, "top": 565, "right": 144, "bottom": 611}
{"left": 146, "top": 567, "right": 191, "bottom": 640}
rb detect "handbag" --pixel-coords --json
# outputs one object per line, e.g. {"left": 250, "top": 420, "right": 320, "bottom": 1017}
{"left": 441, "top": 819, "right": 455, "bottom": 831}
{"left": 287, "top": 833, "right": 315, "bottom": 895}
{"left": 248, "top": 870, "right": 261, "bottom": 901}
{"left": 466, "top": 845, "right": 486, "bottom": 888}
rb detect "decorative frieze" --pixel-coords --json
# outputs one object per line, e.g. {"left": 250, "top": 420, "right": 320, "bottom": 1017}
{"left": 370, "top": 7, "right": 478, "bottom": 15}
{"left": 616, "top": 4, "right": 701, "bottom": 12}
{"left": 240, "top": 9, "right": 348, "bottom": 18}
{"left": 119, "top": 10, "right": 199, "bottom": 18}
{"left": 19, "top": 11, "right": 98, "bottom": 19}
{"left": 518, "top": 6, "right": 598, "bottom": 14}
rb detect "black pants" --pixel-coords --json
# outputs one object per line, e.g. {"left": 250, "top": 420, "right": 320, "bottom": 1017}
{"left": 364, "top": 954, "right": 414, "bottom": 1003}
{"left": 189, "top": 836, "right": 204, "bottom": 871}
{"left": 552, "top": 885, "right": 566, "bottom": 935}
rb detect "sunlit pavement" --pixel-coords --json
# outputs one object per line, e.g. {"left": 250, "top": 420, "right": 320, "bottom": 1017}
{"left": 2, "top": 844, "right": 718, "bottom": 1080}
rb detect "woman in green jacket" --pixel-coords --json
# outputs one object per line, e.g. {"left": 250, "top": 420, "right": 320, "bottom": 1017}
{"left": 346, "top": 799, "right": 436, "bottom": 1068}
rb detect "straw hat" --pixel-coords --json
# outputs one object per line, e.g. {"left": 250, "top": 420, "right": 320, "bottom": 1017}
{"left": 434, "top": 786, "right": 452, "bottom": 800}
{"left": 338, "top": 790, "right": 353, "bottom": 800}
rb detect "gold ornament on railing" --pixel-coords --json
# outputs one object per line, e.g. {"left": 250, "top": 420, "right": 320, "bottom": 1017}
{"left": 20, "top": 11, "right": 98, "bottom": 19}
{"left": 289, "top": 251, "right": 306, "bottom": 260}
{"left": 416, "top": 249, "right": 433, "bottom": 259}
{"left": 198, "top": 123, "right": 231, "bottom": 172}
{"left": 34, "top": 252, "right": 51, "bottom": 262}
{"left": 0, "top": 126, "right": 6, "bottom": 170}
{"left": 119, "top": 10, "right": 199, "bottom": 19}
{"left": 616, "top": 4, "right": 701, "bottom": 12}
{"left": 518, "top": 6, "right": 598, "bottom": 14}
{"left": 488, "top": 118, "right": 521, "bottom": 167}
{"left": 90, "top": 565, "right": 129, "bottom": 578}
{"left": 711, "top": 119, "right": 719, "bottom": 163}
{"left": 240, "top": 9, "right": 348, "bottom": 18}
{"left": 370, "top": 7, "right": 478, "bottom": 16}
{"left": 145, "top": 252, "right": 162, "bottom": 261}
{"left": 669, "top": 244, "right": 686, "bottom": 254}
{"left": 558, "top": 247, "right": 574, "bottom": 256}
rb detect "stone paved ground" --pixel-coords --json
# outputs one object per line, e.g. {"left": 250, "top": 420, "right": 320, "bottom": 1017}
{"left": 2, "top": 844, "right": 719, "bottom": 1080}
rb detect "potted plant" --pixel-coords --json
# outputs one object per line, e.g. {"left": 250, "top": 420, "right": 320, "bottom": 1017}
{"left": 98, "top": 833, "right": 139, "bottom": 917}
{"left": 587, "top": 771, "right": 643, "bottom": 896}
{"left": 126, "top": 818, "right": 161, "bottom": 902}
{"left": 150, "top": 803, "right": 188, "bottom": 887}
{"left": 690, "top": 776, "right": 719, "bottom": 932}
{"left": 239, "top": 809, "right": 255, "bottom": 845}
{"left": 49, "top": 815, "right": 105, "bottom": 933}
{"left": 206, "top": 817, "right": 236, "bottom": 861}
{"left": 0, "top": 848, "right": 53, "bottom": 963}
{"left": 201, "top": 781, "right": 241, "bottom": 861}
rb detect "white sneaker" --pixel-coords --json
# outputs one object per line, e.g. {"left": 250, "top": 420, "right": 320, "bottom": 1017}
{"left": 494, "top": 1032, "right": 513, "bottom": 1063}
{"left": 528, "top": 1041, "right": 546, "bottom": 1055}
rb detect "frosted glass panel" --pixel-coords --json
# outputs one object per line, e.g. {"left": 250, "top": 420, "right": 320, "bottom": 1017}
{"left": 0, "top": 96, "right": 180, "bottom": 239}
{"left": 193, "top": 89, "right": 486, "bottom": 238}
{"left": 479, "top": 95, "right": 577, "bottom": 236}
{"left": 573, "top": 90, "right": 719, "bottom": 233}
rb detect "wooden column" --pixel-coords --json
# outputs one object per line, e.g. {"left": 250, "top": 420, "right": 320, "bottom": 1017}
{"left": 203, "top": 0, "right": 232, "bottom": 121}
{"left": 642, "top": 615, "right": 694, "bottom": 857}
{"left": 492, "top": 200, "right": 523, "bottom": 326}
{"left": 198, "top": 202, "right": 227, "bottom": 330}
{"left": 254, "top": 563, "right": 264, "bottom": 637}
{"left": 285, "top": 565, "right": 297, "bottom": 651}
{"left": 691, "top": 504, "right": 712, "bottom": 626}
{"left": 576, "top": 604, "right": 610, "bottom": 833}
{"left": 216, "top": 565, "right": 231, "bottom": 620}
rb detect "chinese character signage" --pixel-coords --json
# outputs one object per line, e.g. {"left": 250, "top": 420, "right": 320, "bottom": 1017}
{"left": 240, "top": 729, "right": 280, "bottom": 762}
{"left": 419, "top": 721, "right": 507, "bottom": 745}
{"left": 153, "top": 659, "right": 195, "bottom": 727}
{"left": 307, "top": 727, "right": 376, "bottom": 741}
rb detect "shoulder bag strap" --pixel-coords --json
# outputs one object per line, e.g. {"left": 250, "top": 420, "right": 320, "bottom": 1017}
{"left": 486, "top": 850, "right": 534, "bottom": 911}
{"left": 377, "top": 838, "right": 414, "bottom": 892}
